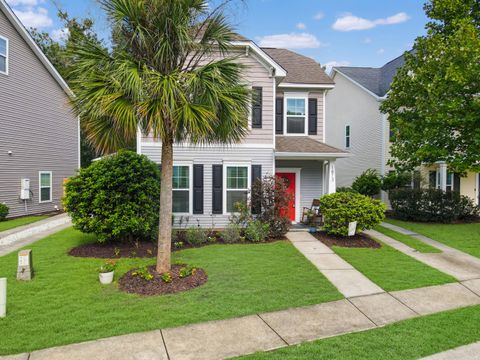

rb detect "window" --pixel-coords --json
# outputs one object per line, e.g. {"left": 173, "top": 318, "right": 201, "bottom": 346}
{"left": 39, "top": 172, "right": 52, "bottom": 203}
{"left": 172, "top": 165, "right": 191, "bottom": 213}
{"left": 435, "top": 171, "right": 454, "bottom": 191}
{"left": 225, "top": 166, "right": 249, "bottom": 213}
{"left": 286, "top": 97, "right": 306, "bottom": 134}
{"left": 345, "top": 125, "right": 351, "bottom": 148}
{"left": 0, "top": 36, "right": 8, "bottom": 75}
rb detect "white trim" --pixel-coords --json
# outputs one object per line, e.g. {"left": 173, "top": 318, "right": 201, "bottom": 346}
{"left": 231, "top": 41, "right": 287, "bottom": 78}
{"left": 272, "top": 77, "right": 276, "bottom": 148}
{"left": 476, "top": 173, "right": 479, "bottom": 206}
{"left": 322, "top": 91, "right": 326, "bottom": 143}
{"left": 140, "top": 142, "right": 274, "bottom": 149}
{"left": 0, "top": 35, "right": 9, "bottom": 75}
{"left": 136, "top": 126, "right": 142, "bottom": 154}
{"left": 275, "top": 168, "right": 301, "bottom": 222}
{"left": 172, "top": 163, "right": 193, "bottom": 215}
{"left": 381, "top": 113, "right": 387, "bottom": 176}
{"left": 275, "top": 152, "right": 351, "bottom": 159}
{"left": 223, "top": 163, "right": 251, "bottom": 215}
{"left": 38, "top": 171, "right": 52, "bottom": 204}
{"left": 278, "top": 83, "right": 335, "bottom": 89}
{"left": 77, "top": 116, "right": 81, "bottom": 168}
{"left": 0, "top": 0, "right": 73, "bottom": 96}
{"left": 333, "top": 69, "right": 386, "bottom": 101}
{"left": 284, "top": 93, "right": 309, "bottom": 136}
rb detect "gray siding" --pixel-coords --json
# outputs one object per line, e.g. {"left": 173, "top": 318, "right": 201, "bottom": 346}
{"left": 0, "top": 9, "right": 78, "bottom": 218}
{"left": 142, "top": 144, "right": 274, "bottom": 228}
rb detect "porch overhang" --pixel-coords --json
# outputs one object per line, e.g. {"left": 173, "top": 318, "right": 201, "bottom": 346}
{"left": 275, "top": 136, "right": 351, "bottom": 160}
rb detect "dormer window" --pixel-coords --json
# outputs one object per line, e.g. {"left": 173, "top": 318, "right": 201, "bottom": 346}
{"left": 285, "top": 94, "right": 307, "bottom": 135}
{"left": 0, "top": 36, "right": 8, "bottom": 75}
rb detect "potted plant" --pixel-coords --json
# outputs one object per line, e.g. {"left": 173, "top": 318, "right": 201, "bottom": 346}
{"left": 98, "top": 260, "right": 117, "bottom": 285}
{"left": 305, "top": 210, "right": 317, "bottom": 233}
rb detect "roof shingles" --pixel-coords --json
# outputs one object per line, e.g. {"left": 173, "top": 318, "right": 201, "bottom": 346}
{"left": 276, "top": 136, "right": 347, "bottom": 154}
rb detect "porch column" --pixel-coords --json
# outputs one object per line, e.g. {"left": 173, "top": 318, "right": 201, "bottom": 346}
{"left": 328, "top": 160, "right": 336, "bottom": 194}
{"left": 439, "top": 161, "right": 447, "bottom": 191}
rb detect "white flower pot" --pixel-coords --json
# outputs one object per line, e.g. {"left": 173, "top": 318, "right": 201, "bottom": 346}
{"left": 99, "top": 271, "right": 114, "bottom": 285}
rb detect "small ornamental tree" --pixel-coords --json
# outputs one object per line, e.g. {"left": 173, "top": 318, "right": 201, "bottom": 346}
{"left": 64, "top": 151, "right": 160, "bottom": 243}
{"left": 0, "top": 203, "right": 8, "bottom": 221}
{"left": 352, "top": 169, "right": 382, "bottom": 197}
{"left": 319, "top": 192, "right": 386, "bottom": 237}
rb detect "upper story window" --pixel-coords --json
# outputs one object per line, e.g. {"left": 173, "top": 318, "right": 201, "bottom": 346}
{"left": 39, "top": 171, "right": 52, "bottom": 203}
{"left": 345, "top": 125, "right": 351, "bottom": 148}
{"left": 0, "top": 36, "right": 8, "bottom": 75}
{"left": 172, "top": 165, "right": 191, "bottom": 213}
{"left": 285, "top": 97, "right": 307, "bottom": 134}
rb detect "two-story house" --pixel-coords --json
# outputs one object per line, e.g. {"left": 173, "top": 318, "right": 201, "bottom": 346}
{"left": 326, "top": 54, "right": 479, "bottom": 206}
{"left": 0, "top": 0, "right": 79, "bottom": 218}
{"left": 138, "top": 38, "right": 349, "bottom": 227}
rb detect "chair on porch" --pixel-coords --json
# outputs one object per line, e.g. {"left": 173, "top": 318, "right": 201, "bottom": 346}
{"left": 301, "top": 199, "right": 323, "bottom": 225}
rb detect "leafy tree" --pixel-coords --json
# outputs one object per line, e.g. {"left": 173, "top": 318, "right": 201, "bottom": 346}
{"left": 381, "top": 0, "right": 480, "bottom": 173}
{"left": 67, "top": 0, "right": 251, "bottom": 272}
{"left": 351, "top": 169, "right": 382, "bottom": 197}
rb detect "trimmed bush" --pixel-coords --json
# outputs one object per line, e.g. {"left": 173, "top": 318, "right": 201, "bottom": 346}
{"left": 244, "top": 220, "right": 270, "bottom": 243}
{"left": 389, "top": 188, "right": 479, "bottom": 223}
{"left": 319, "top": 192, "right": 386, "bottom": 236}
{"left": 185, "top": 227, "right": 209, "bottom": 246}
{"left": 352, "top": 169, "right": 382, "bottom": 197}
{"left": 64, "top": 150, "right": 160, "bottom": 243}
{"left": 0, "top": 203, "right": 8, "bottom": 221}
{"left": 222, "top": 223, "right": 242, "bottom": 243}
{"left": 381, "top": 172, "right": 412, "bottom": 191}
{"left": 336, "top": 187, "right": 358, "bottom": 193}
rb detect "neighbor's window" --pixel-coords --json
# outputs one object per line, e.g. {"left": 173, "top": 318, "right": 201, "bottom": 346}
{"left": 172, "top": 165, "right": 190, "bottom": 213}
{"left": 39, "top": 172, "right": 52, "bottom": 203}
{"left": 226, "top": 166, "right": 249, "bottom": 213}
{"left": 286, "top": 98, "right": 306, "bottom": 134}
{"left": 0, "top": 36, "right": 8, "bottom": 74}
{"left": 435, "top": 171, "right": 453, "bottom": 191}
{"left": 345, "top": 125, "right": 351, "bottom": 148}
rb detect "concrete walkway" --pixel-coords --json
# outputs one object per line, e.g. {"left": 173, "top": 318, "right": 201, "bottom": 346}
{"left": 421, "top": 341, "right": 480, "bottom": 359}
{"left": 366, "top": 223, "right": 480, "bottom": 281}
{"left": 0, "top": 214, "right": 71, "bottom": 256}
{"left": 287, "top": 232, "right": 385, "bottom": 298}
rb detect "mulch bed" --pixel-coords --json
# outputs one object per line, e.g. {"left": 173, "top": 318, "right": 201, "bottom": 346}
{"left": 118, "top": 264, "right": 208, "bottom": 296}
{"left": 313, "top": 231, "right": 381, "bottom": 249}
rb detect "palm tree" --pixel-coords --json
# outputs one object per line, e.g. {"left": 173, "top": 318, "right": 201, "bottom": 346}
{"left": 68, "top": 0, "right": 251, "bottom": 272}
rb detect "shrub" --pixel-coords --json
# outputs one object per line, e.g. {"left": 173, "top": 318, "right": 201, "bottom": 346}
{"left": 352, "top": 169, "right": 382, "bottom": 197}
{"left": 222, "top": 223, "right": 242, "bottom": 243}
{"left": 64, "top": 150, "right": 160, "bottom": 243}
{"left": 319, "top": 192, "right": 386, "bottom": 236}
{"left": 244, "top": 220, "right": 270, "bottom": 243}
{"left": 382, "top": 172, "right": 412, "bottom": 191}
{"left": 389, "top": 188, "right": 479, "bottom": 223}
{"left": 131, "top": 266, "right": 153, "bottom": 281}
{"left": 0, "top": 203, "right": 8, "bottom": 221}
{"left": 179, "top": 265, "right": 197, "bottom": 278}
{"left": 336, "top": 187, "right": 358, "bottom": 193}
{"left": 185, "top": 227, "right": 209, "bottom": 246}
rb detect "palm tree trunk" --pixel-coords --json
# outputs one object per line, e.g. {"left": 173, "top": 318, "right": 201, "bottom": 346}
{"left": 156, "top": 138, "right": 173, "bottom": 273}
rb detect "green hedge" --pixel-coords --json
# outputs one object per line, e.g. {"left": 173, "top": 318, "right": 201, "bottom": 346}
{"left": 0, "top": 203, "right": 8, "bottom": 221}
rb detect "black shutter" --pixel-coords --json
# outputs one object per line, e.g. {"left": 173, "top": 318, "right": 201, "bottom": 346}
{"left": 454, "top": 174, "right": 461, "bottom": 193}
{"left": 193, "top": 164, "right": 204, "bottom": 214}
{"left": 252, "top": 87, "right": 262, "bottom": 128}
{"left": 308, "top": 98, "right": 318, "bottom": 135}
{"left": 212, "top": 165, "right": 223, "bottom": 214}
{"left": 251, "top": 165, "right": 262, "bottom": 214}
{"left": 429, "top": 171, "right": 437, "bottom": 188}
{"left": 275, "top": 97, "right": 283, "bottom": 134}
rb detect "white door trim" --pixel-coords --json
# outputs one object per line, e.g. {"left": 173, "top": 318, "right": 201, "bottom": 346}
{"left": 276, "top": 168, "right": 301, "bottom": 222}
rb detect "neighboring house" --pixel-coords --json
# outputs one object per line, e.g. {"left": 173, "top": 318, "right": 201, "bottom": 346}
{"left": 138, "top": 37, "right": 350, "bottom": 227}
{"left": 326, "top": 54, "right": 479, "bottom": 205}
{"left": 0, "top": 0, "right": 79, "bottom": 218}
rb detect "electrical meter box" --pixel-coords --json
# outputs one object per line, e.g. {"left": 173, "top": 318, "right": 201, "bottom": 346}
{"left": 20, "top": 178, "right": 30, "bottom": 200}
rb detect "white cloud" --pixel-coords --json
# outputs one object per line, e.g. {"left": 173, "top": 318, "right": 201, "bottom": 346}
{"left": 313, "top": 12, "right": 324, "bottom": 20}
{"left": 257, "top": 32, "right": 324, "bottom": 49}
{"left": 332, "top": 12, "right": 410, "bottom": 32}
{"left": 324, "top": 60, "right": 351, "bottom": 73}
{"left": 296, "top": 22, "right": 306, "bottom": 30}
{"left": 13, "top": 7, "right": 53, "bottom": 28}
{"left": 363, "top": 37, "right": 372, "bottom": 44}
{"left": 51, "top": 27, "right": 70, "bottom": 42}
{"left": 377, "top": 48, "right": 385, "bottom": 54}
{"left": 6, "top": 0, "right": 43, "bottom": 6}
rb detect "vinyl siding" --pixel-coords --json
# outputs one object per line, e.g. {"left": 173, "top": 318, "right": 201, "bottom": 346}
{"left": 0, "top": 9, "right": 78, "bottom": 218}
{"left": 142, "top": 144, "right": 274, "bottom": 228}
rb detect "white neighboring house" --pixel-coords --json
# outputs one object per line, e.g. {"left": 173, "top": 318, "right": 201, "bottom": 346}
{"left": 326, "top": 54, "right": 479, "bottom": 205}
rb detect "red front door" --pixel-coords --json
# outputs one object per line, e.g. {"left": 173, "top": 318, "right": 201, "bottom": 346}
{"left": 276, "top": 172, "right": 296, "bottom": 221}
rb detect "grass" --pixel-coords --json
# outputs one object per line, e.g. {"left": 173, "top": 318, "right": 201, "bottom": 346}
{"left": 237, "top": 305, "right": 480, "bottom": 360}
{"left": 374, "top": 225, "right": 441, "bottom": 253}
{"left": 332, "top": 239, "right": 455, "bottom": 291}
{"left": 0, "top": 215, "right": 49, "bottom": 232}
{"left": 385, "top": 219, "right": 480, "bottom": 259}
{"left": 0, "top": 228, "right": 342, "bottom": 355}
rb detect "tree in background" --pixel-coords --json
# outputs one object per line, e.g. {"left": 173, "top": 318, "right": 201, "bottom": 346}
{"left": 68, "top": 0, "right": 251, "bottom": 273}
{"left": 381, "top": 0, "right": 480, "bottom": 173}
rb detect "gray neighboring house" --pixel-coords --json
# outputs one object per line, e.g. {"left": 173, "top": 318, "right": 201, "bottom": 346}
{"left": 0, "top": 0, "right": 79, "bottom": 218}
{"left": 139, "top": 39, "right": 350, "bottom": 228}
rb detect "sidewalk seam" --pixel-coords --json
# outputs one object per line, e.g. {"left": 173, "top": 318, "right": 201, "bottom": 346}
{"left": 256, "top": 314, "right": 290, "bottom": 346}
{"left": 160, "top": 329, "right": 171, "bottom": 360}
{"left": 346, "top": 298, "right": 380, "bottom": 327}
{"left": 459, "top": 282, "right": 480, "bottom": 299}
{"left": 388, "top": 292, "right": 421, "bottom": 315}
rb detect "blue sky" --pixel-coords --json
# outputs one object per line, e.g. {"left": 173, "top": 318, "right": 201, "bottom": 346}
{"left": 6, "top": 0, "right": 428, "bottom": 69}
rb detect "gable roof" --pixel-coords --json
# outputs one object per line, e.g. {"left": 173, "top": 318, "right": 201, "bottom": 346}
{"left": 262, "top": 47, "right": 334, "bottom": 85}
{"left": 0, "top": 0, "right": 72, "bottom": 96}
{"left": 334, "top": 53, "right": 406, "bottom": 97}
{"left": 276, "top": 136, "right": 348, "bottom": 155}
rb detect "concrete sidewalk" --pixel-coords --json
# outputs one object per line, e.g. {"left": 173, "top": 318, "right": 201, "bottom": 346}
{"left": 421, "top": 341, "right": 480, "bottom": 359}
{"left": 0, "top": 213, "right": 71, "bottom": 257}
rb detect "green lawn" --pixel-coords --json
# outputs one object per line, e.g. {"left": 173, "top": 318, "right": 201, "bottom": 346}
{"left": 238, "top": 305, "right": 480, "bottom": 360}
{"left": 0, "top": 228, "right": 342, "bottom": 355}
{"left": 332, "top": 240, "right": 455, "bottom": 291}
{"left": 0, "top": 215, "right": 49, "bottom": 232}
{"left": 374, "top": 225, "right": 441, "bottom": 253}
{"left": 385, "top": 219, "right": 480, "bottom": 259}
